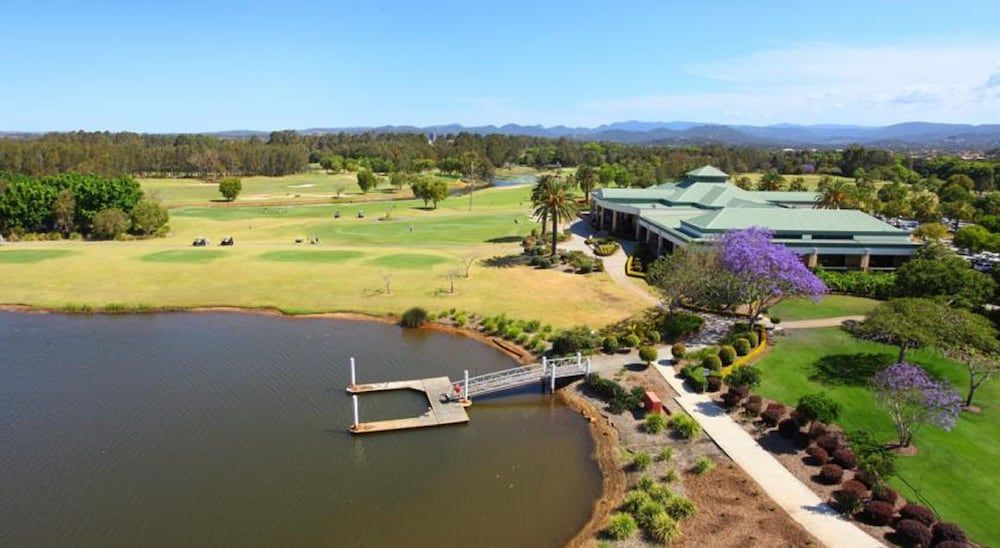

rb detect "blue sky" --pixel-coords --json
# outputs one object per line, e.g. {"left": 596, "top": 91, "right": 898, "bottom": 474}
{"left": 2, "top": 0, "right": 998, "bottom": 131}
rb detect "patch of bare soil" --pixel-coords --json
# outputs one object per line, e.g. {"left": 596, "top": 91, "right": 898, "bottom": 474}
{"left": 565, "top": 365, "right": 820, "bottom": 547}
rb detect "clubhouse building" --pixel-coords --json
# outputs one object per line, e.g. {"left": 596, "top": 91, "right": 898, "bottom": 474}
{"left": 590, "top": 166, "right": 918, "bottom": 271}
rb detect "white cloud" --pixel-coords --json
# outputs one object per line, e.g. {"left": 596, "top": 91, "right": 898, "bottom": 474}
{"left": 574, "top": 43, "right": 1000, "bottom": 125}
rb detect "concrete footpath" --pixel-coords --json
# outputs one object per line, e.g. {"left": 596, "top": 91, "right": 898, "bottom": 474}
{"left": 653, "top": 360, "right": 884, "bottom": 548}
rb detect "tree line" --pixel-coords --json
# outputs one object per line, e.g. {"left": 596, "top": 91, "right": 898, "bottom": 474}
{"left": 0, "top": 172, "right": 167, "bottom": 239}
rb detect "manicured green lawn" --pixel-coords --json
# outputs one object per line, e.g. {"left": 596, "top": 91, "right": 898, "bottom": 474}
{"left": 756, "top": 328, "right": 998, "bottom": 546}
{"left": 370, "top": 253, "right": 448, "bottom": 269}
{"left": 0, "top": 249, "right": 75, "bottom": 263}
{"left": 259, "top": 250, "right": 365, "bottom": 263}
{"left": 769, "top": 295, "right": 879, "bottom": 321}
{"left": 140, "top": 250, "right": 228, "bottom": 263}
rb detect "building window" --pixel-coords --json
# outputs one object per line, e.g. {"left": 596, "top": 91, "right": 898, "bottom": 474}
{"left": 812, "top": 234, "right": 854, "bottom": 240}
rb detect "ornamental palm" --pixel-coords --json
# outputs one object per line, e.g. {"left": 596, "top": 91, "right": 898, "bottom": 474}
{"left": 815, "top": 178, "right": 853, "bottom": 209}
{"left": 531, "top": 174, "right": 579, "bottom": 257}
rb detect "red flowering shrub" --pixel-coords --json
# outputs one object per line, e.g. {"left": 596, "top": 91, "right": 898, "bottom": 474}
{"left": 816, "top": 433, "right": 841, "bottom": 453}
{"left": 863, "top": 500, "right": 895, "bottom": 526}
{"left": 805, "top": 445, "right": 829, "bottom": 465}
{"left": 778, "top": 418, "right": 799, "bottom": 438}
{"left": 932, "top": 522, "right": 967, "bottom": 545}
{"left": 808, "top": 421, "right": 828, "bottom": 439}
{"left": 899, "top": 503, "right": 936, "bottom": 526}
{"left": 832, "top": 447, "right": 857, "bottom": 469}
{"left": 872, "top": 484, "right": 899, "bottom": 505}
{"left": 841, "top": 479, "right": 868, "bottom": 498}
{"left": 894, "top": 519, "right": 932, "bottom": 547}
{"left": 818, "top": 464, "right": 844, "bottom": 485}
{"left": 744, "top": 396, "right": 763, "bottom": 417}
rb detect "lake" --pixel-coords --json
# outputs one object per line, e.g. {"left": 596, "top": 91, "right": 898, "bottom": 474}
{"left": 0, "top": 311, "right": 601, "bottom": 546}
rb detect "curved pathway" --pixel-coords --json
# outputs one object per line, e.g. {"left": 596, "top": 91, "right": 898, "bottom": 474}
{"left": 564, "top": 221, "right": 658, "bottom": 306}
{"left": 652, "top": 356, "right": 884, "bottom": 548}
{"left": 779, "top": 315, "right": 866, "bottom": 329}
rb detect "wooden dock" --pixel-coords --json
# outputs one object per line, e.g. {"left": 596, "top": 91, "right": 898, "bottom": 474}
{"left": 347, "top": 376, "right": 470, "bottom": 434}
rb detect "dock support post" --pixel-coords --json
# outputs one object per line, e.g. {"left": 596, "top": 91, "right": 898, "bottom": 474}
{"left": 350, "top": 357, "right": 356, "bottom": 388}
{"left": 542, "top": 357, "right": 548, "bottom": 393}
{"left": 550, "top": 358, "right": 556, "bottom": 393}
{"left": 352, "top": 394, "right": 359, "bottom": 429}
{"left": 463, "top": 369, "right": 469, "bottom": 401}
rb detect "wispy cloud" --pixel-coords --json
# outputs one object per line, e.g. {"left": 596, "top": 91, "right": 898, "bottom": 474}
{"left": 575, "top": 43, "right": 1000, "bottom": 125}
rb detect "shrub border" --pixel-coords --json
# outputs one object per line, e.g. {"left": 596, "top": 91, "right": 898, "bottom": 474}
{"left": 720, "top": 329, "right": 767, "bottom": 377}
{"left": 625, "top": 255, "right": 647, "bottom": 279}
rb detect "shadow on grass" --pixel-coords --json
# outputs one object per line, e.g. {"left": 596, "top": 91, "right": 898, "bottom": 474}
{"left": 809, "top": 353, "right": 894, "bottom": 386}
{"left": 481, "top": 254, "right": 528, "bottom": 268}
{"left": 484, "top": 235, "right": 523, "bottom": 244}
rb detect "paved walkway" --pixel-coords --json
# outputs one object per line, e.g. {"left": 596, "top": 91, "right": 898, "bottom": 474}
{"left": 651, "top": 358, "right": 884, "bottom": 548}
{"left": 780, "top": 315, "right": 865, "bottom": 330}
{"left": 564, "top": 220, "right": 659, "bottom": 306}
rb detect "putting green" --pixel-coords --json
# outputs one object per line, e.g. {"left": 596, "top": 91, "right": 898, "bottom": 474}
{"left": 140, "top": 250, "right": 228, "bottom": 263}
{"left": 259, "top": 250, "right": 365, "bottom": 263}
{"left": 370, "top": 253, "right": 448, "bottom": 269}
{"left": 0, "top": 249, "right": 75, "bottom": 263}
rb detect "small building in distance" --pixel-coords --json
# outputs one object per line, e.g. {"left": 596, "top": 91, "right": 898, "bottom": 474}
{"left": 590, "top": 166, "right": 918, "bottom": 271}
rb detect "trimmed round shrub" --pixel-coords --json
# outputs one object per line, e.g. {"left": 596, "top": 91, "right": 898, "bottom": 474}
{"left": 648, "top": 512, "right": 680, "bottom": 544}
{"left": 670, "top": 342, "right": 686, "bottom": 359}
{"left": 727, "top": 365, "right": 761, "bottom": 389}
{"left": 706, "top": 375, "right": 722, "bottom": 392}
{"left": 745, "top": 331, "right": 760, "bottom": 347}
{"left": 895, "top": 519, "right": 933, "bottom": 548}
{"left": 872, "top": 484, "right": 899, "bottom": 505}
{"left": 604, "top": 512, "right": 637, "bottom": 540}
{"left": 778, "top": 418, "right": 799, "bottom": 438}
{"left": 806, "top": 445, "right": 830, "bottom": 466}
{"left": 841, "top": 479, "right": 868, "bottom": 498}
{"left": 932, "top": 522, "right": 967, "bottom": 545}
{"left": 832, "top": 489, "right": 864, "bottom": 515}
{"left": 900, "top": 503, "right": 936, "bottom": 526}
{"left": 744, "top": 395, "right": 763, "bottom": 417}
{"left": 721, "top": 390, "right": 743, "bottom": 409}
{"left": 854, "top": 469, "right": 880, "bottom": 489}
{"left": 638, "top": 345, "right": 658, "bottom": 365}
{"left": 400, "top": 307, "right": 429, "bottom": 328}
{"left": 863, "top": 500, "right": 896, "bottom": 526}
{"left": 761, "top": 403, "right": 785, "bottom": 426}
{"left": 734, "top": 338, "right": 752, "bottom": 356}
{"left": 718, "top": 345, "right": 737, "bottom": 365}
{"left": 702, "top": 354, "right": 722, "bottom": 371}
{"left": 622, "top": 333, "right": 641, "bottom": 349}
{"left": 602, "top": 335, "right": 620, "bottom": 353}
{"left": 808, "top": 421, "right": 828, "bottom": 439}
{"left": 646, "top": 330, "right": 662, "bottom": 344}
{"left": 833, "top": 447, "right": 857, "bottom": 469}
{"left": 819, "top": 464, "right": 844, "bottom": 485}
{"left": 816, "top": 433, "right": 842, "bottom": 454}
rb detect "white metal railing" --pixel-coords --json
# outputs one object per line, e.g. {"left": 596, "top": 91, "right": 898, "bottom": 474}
{"left": 446, "top": 354, "right": 590, "bottom": 401}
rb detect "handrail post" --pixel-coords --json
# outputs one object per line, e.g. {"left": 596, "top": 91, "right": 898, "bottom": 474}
{"left": 463, "top": 369, "right": 469, "bottom": 401}
{"left": 350, "top": 357, "right": 356, "bottom": 388}
{"left": 585, "top": 357, "right": 591, "bottom": 375}
{"left": 352, "top": 394, "right": 359, "bottom": 429}
{"left": 576, "top": 352, "right": 582, "bottom": 370}
{"left": 550, "top": 357, "right": 556, "bottom": 393}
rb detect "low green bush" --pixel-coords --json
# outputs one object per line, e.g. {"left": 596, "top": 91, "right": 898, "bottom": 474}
{"left": 664, "top": 495, "right": 697, "bottom": 520}
{"left": 631, "top": 451, "right": 652, "bottom": 471}
{"left": 681, "top": 365, "right": 707, "bottom": 393}
{"left": 668, "top": 414, "right": 701, "bottom": 439}
{"left": 663, "top": 468, "right": 679, "bottom": 483}
{"left": 602, "top": 335, "right": 620, "bottom": 353}
{"left": 816, "top": 268, "right": 895, "bottom": 299}
{"left": 643, "top": 412, "right": 666, "bottom": 434}
{"left": 636, "top": 500, "right": 665, "bottom": 529}
{"left": 658, "top": 447, "right": 674, "bottom": 462}
{"left": 551, "top": 326, "right": 598, "bottom": 355}
{"left": 648, "top": 512, "right": 680, "bottom": 543}
{"left": 622, "top": 489, "right": 653, "bottom": 513}
{"left": 670, "top": 342, "right": 686, "bottom": 359}
{"left": 661, "top": 311, "right": 704, "bottom": 340}
{"left": 693, "top": 456, "right": 715, "bottom": 475}
{"left": 701, "top": 354, "right": 722, "bottom": 371}
{"left": 622, "top": 333, "right": 641, "bottom": 349}
{"left": 604, "top": 512, "right": 637, "bottom": 540}
{"left": 645, "top": 330, "right": 662, "bottom": 344}
{"left": 400, "top": 307, "right": 428, "bottom": 328}
{"left": 727, "top": 365, "right": 762, "bottom": 389}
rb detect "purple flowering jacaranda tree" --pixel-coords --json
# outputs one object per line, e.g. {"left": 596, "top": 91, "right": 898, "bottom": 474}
{"left": 717, "top": 227, "right": 827, "bottom": 325}
{"left": 871, "top": 362, "right": 962, "bottom": 447}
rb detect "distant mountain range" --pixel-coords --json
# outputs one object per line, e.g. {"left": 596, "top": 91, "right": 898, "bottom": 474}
{"left": 5, "top": 121, "right": 1000, "bottom": 149}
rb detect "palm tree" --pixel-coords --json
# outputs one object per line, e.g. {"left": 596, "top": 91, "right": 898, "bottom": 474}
{"left": 575, "top": 165, "right": 598, "bottom": 201}
{"left": 531, "top": 175, "right": 579, "bottom": 257}
{"left": 815, "top": 178, "right": 853, "bottom": 209}
{"left": 756, "top": 169, "right": 787, "bottom": 191}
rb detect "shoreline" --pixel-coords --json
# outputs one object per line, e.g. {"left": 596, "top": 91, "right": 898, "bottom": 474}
{"left": 0, "top": 301, "right": 613, "bottom": 543}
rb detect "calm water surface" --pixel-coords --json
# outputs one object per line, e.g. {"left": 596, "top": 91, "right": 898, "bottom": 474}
{"left": 0, "top": 312, "right": 600, "bottom": 547}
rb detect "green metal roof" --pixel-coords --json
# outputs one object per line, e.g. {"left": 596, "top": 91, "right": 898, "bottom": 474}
{"left": 753, "top": 191, "right": 821, "bottom": 203}
{"left": 680, "top": 208, "right": 909, "bottom": 234}
{"left": 685, "top": 165, "right": 729, "bottom": 179}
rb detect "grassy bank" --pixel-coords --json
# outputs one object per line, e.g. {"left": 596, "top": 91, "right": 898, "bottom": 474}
{"left": 769, "top": 295, "right": 879, "bottom": 321}
{"left": 755, "top": 327, "right": 998, "bottom": 546}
